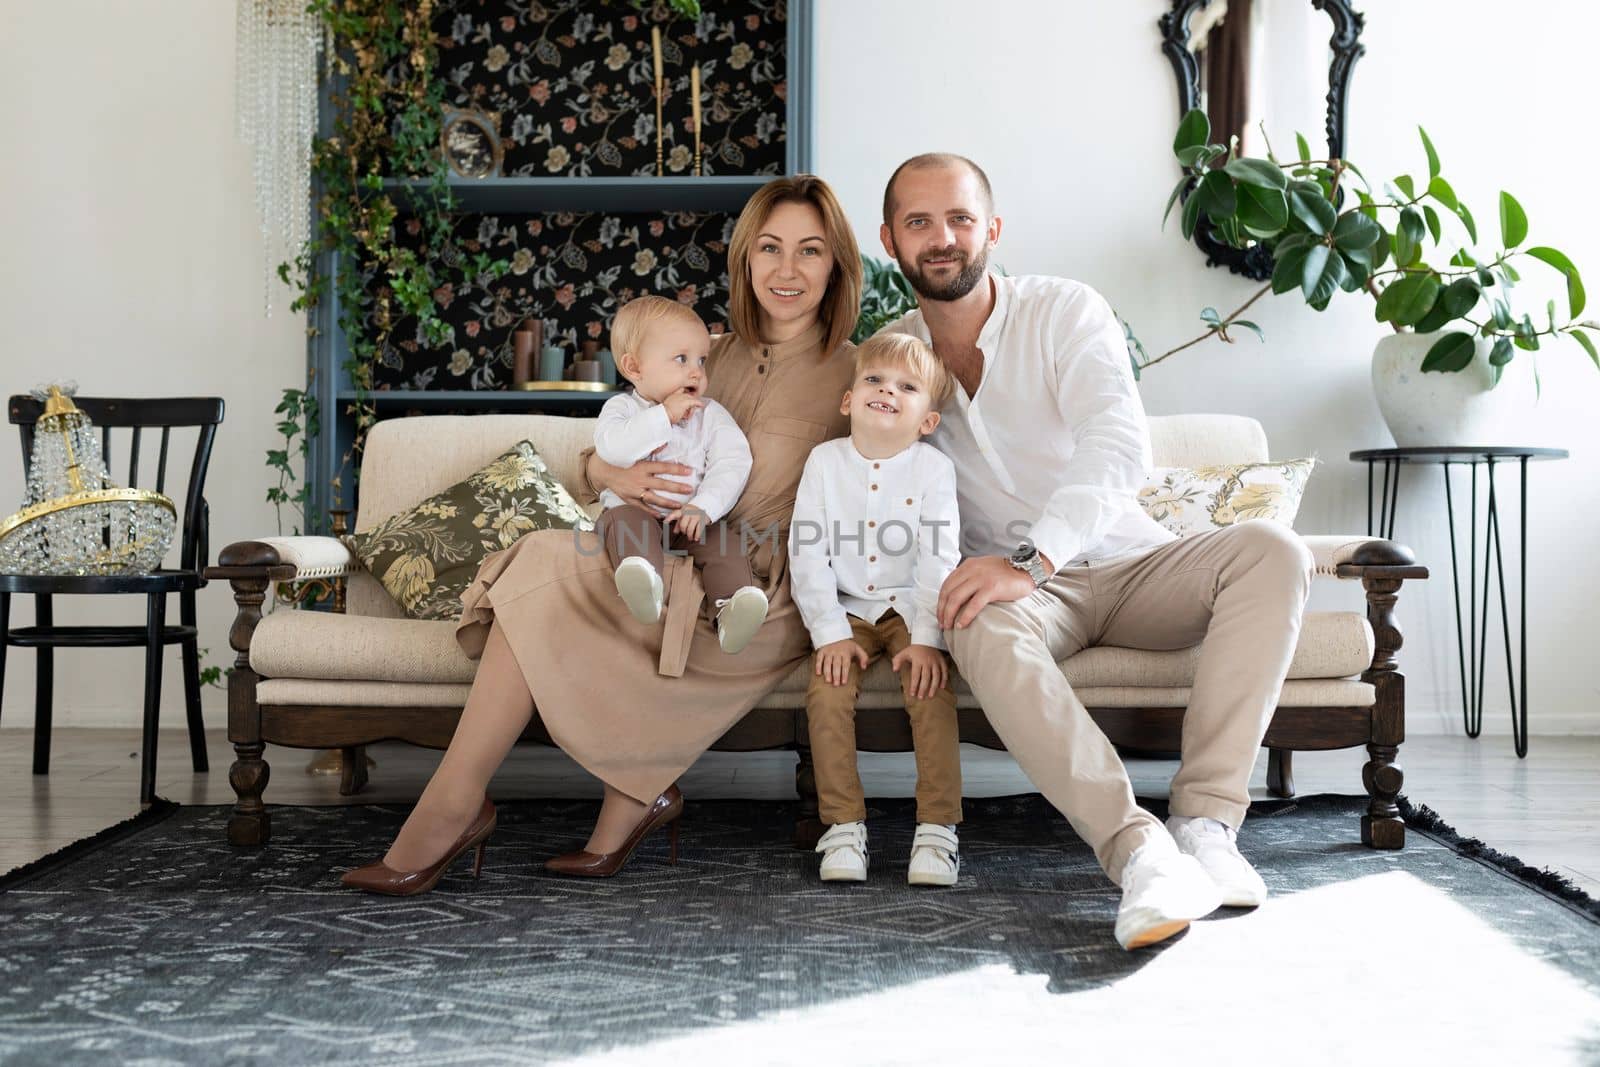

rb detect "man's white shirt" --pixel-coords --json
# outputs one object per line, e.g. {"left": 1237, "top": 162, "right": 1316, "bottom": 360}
{"left": 593, "top": 391, "right": 752, "bottom": 521}
{"left": 881, "top": 273, "right": 1175, "bottom": 572}
{"left": 788, "top": 438, "right": 961, "bottom": 650}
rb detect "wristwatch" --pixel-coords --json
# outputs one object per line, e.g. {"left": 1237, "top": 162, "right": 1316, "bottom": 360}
{"left": 1007, "top": 542, "right": 1050, "bottom": 587}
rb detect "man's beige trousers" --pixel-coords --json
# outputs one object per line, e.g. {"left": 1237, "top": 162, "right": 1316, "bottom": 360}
{"left": 947, "top": 521, "right": 1314, "bottom": 883}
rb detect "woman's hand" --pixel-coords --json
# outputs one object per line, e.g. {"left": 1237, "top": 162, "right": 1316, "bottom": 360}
{"left": 587, "top": 453, "right": 693, "bottom": 516}
{"left": 813, "top": 639, "right": 870, "bottom": 687}
{"left": 890, "top": 643, "right": 948, "bottom": 700}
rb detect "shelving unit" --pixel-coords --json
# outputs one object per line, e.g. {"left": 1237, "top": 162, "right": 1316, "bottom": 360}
{"left": 302, "top": 2, "right": 815, "bottom": 530}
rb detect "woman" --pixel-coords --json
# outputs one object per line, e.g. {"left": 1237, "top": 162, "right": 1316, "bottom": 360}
{"left": 343, "top": 175, "right": 863, "bottom": 892}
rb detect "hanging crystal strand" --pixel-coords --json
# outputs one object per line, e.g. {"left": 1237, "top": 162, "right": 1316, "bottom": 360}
{"left": 236, "top": 0, "right": 321, "bottom": 317}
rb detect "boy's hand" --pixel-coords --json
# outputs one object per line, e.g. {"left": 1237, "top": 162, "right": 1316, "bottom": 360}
{"left": 814, "top": 639, "right": 870, "bottom": 687}
{"left": 662, "top": 388, "right": 704, "bottom": 425}
{"left": 669, "top": 505, "right": 706, "bottom": 541}
{"left": 891, "top": 643, "right": 948, "bottom": 700}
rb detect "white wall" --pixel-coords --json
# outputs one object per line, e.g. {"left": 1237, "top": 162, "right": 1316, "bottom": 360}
{"left": 0, "top": 2, "right": 304, "bottom": 728}
{"left": 3, "top": 1, "right": 1596, "bottom": 737}
{"left": 814, "top": 0, "right": 1600, "bottom": 734}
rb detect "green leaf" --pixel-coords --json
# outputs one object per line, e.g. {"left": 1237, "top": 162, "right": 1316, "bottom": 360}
{"left": 1419, "top": 126, "right": 1441, "bottom": 180}
{"left": 1176, "top": 145, "right": 1210, "bottom": 168}
{"left": 1456, "top": 202, "right": 1478, "bottom": 244}
{"left": 1296, "top": 132, "right": 1312, "bottom": 163}
{"left": 1332, "top": 210, "right": 1382, "bottom": 254}
{"left": 1288, "top": 184, "right": 1337, "bottom": 234}
{"left": 1573, "top": 329, "right": 1599, "bottom": 370}
{"left": 1489, "top": 337, "right": 1515, "bottom": 366}
{"left": 1301, "top": 244, "right": 1348, "bottom": 307}
{"left": 1525, "top": 246, "right": 1587, "bottom": 318}
{"left": 1413, "top": 299, "right": 1455, "bottom": 334}
{"left": 1422, "top": 332, "right": 1476, "bottom": 372}
{"left": 1232, "top": 319, "right": 1265, "bottom": 341}
{"left": 1375, "top": 273, "right": 1442, "bottom": 326}
{"left": 1424, "top": 205, "right": 1442, "bottom": 244}
{"left": 1392, "top": 175, "right": 1416, "bottom": 200}
{"left": 1478, "top": 265, "right": 1495, "bottom": 289}
{"left": 1161, "top": 175, "right": 1191, "bottom": 229}
{"left": 1237, "top": 184, "right": 1290, "bottom": 236}
{"left": 1224, "top": 157, "right": 1289, "bottom": 190}
{"left": 1499, "top": 191, "right": 1528, "bottom": 248}
{"left": 1427, "top": 176, "right": 1458, "bottom": 212}
{"left": 1181, "top": 188, "right": 1204, "bottom": 239}
{"left": 1175, "top": 109, "right": 1211, "bottom": 155}
{"left": 1440, "top": 277, "right": 1481, "bottom": 319}
{"left": 1271, "top": 242, "right": 1314, "bottom": 295}
{"left": 1197, "top": 170, "right": 1238, "bottom": 222}
{"left": 1339, "top": 254, "right": 1369, "bottom": 292}
{"left": 1200, "top": 306, "right": 1223, "bottom": 327}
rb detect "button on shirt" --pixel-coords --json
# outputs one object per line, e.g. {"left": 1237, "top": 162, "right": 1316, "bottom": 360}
{"left": 788, "top": 438, "right": 961, "bottom": 650}
{"left": 881, "top": 274, "right": 1175, "bottom": 571}
{"left": 593, "top": 391, "right": 752, "bottom": 522}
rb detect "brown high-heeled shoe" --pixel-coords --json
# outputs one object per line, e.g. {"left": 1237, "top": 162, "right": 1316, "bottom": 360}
{"left": 544, "top": 785, "right": 683, "bottom": 877}
{"left": 341, "top": 797, "right": 496, "bottom": 896}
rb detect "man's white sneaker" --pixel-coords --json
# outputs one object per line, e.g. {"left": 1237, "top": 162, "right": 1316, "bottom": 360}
{"left": 1168, "top": 815, "right": 1268, "bottom": 907}
{"left": 816, "top": 821, "right": 868, "bottom": 882}
{"left": 714, "top": 586, "right": 769, "bottom": 654}
{"left": 907, "top": 823, "right": 959, "bottom": 887}
{"left": 1114, "top": 839, "right": 1223, "bottom": 950}
{"left": 614, "top": 556, "right": 664, "bottom": 625}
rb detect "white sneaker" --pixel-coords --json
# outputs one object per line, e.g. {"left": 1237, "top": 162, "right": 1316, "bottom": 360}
{"left": 1168, "top": 815, "right": 1268, "bottom": 907}
{"left": 714, "top": 586, "right": 768, "bottom": 654}
{"left": 907, "top": 824, "right": 959, "bottom": 887}
{"left": 614, "top": 556, "right": 664, "bottom": 625}
{"left": 1114, "top": 838, "right": 1224, "bottom": 950}
{"left": 816, "top": 821, "right": 868, "bottom": 882}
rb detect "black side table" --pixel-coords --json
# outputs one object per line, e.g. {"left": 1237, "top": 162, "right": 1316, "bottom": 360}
{"left": 1351, "top": 446, "right": 1568, "bottom": 757}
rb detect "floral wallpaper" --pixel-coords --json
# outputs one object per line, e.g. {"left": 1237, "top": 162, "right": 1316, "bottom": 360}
{"left": 369, "top": 209, "right": 735, "bottom": 390}
{"left": 437, "top": 0, "right": 788, "bottom": 177}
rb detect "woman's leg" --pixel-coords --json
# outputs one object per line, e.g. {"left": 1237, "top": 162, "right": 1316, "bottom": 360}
{"left": 382, "top": 620, "right": 534, "bottom": 871}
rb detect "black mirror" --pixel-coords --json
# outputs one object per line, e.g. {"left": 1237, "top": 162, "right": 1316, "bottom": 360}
{"left": 1160, "top": 0, "right": 1366, "bottom": 279}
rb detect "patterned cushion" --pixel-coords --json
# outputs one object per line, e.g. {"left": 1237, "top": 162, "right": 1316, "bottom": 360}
{"left": 1138, "top": 458, "right": 1315, "bottom": 538}
{"left": 347, "top": 440, "right": 594, "bottom": 620}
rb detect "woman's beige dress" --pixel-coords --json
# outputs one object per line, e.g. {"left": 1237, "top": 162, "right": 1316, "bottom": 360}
{"left": 455, "top": 321, "right": 854, "bottom": 802}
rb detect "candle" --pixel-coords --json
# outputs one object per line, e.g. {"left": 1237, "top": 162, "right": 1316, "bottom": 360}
{"left": 690, "top": 65, "right": 702, "bottom": 175}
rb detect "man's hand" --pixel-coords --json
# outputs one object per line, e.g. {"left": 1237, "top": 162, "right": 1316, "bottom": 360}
{"left": 669, "top": 505, "right": 706, "bottom": 542}
{"left": 890, "top": 643, "right": 948, "bottom": 700}
{"left": 661, "top": 388, "right": 704, "bottom": 425}
{"left": 813, "top": 638, "right": 870, "bottom": 687}
{"left": 936, "top": 554, "right": 1049, "bottom": 631}
{"left": 587, "top": 454, "right": 692, "bottom": 516}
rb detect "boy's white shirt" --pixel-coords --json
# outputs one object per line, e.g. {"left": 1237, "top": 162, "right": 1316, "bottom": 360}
{"left": 788, "top": 437, "right": 961, "bottom": 651}
{"left": 593, "top": 391, "right": 752, "bottom": 522}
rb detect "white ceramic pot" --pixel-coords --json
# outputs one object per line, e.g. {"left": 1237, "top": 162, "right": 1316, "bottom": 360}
{"left": 1370, "top": 330, "right": 1536, "bottom": 447}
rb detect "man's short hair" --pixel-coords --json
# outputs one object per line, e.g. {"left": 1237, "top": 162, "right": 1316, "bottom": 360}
{"left": 854, "top": 332, "right": 954, "bottom": 408}
{"left": 610, "top": 294, "right": 706, "bottom": 357}
{"left": 882, "top": 152, "right": 995, "bottom": 229}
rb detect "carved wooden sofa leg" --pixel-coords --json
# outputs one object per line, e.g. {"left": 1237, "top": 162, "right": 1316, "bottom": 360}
{"left": 1359, "top": 569, "right": 1411, "bottom": 849}
{"left": 339, "top": 746, "right": 370, "bottom": 796}
{"left": 1267, "top": 748, "right": 1294, "bottom": 798}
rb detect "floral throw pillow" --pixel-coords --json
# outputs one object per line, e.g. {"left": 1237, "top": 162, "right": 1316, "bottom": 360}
{"left": 1138, "top": 459, "right": 1316, "bottom": 538}
{"left": 348, "top": 441, "right": 594, "bottom": 621}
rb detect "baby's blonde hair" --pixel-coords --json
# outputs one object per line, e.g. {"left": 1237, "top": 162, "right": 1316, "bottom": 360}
{"left": 854, "top": 332, "right": 954, "bottom": 408}
{"left": 610, "top": 295, "right": 707, "bottom": 363}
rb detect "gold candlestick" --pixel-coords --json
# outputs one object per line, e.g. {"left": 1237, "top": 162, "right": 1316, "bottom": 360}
{"left": 652, "top": 27, "right": 664, "bottom": 176}
{"left": 691, "top": 64, "right": 702, "bottom": 176}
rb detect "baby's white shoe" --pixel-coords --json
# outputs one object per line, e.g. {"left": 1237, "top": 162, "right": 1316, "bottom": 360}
{"left": 614, "top": 556, "right": 664, "bottom": 625}
{"left": 907, "top": 823, "right": 959, "bottom": 887}
{"left": 816, "top": 821, "right": 868, "bottom": 882}
{"left": 714, "top": 586, "right": 768, "bottom": 654}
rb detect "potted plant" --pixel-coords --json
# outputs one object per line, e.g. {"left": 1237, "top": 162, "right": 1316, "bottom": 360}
{"left": 1145, "top": 108, "right": 1596, "bottom": 447}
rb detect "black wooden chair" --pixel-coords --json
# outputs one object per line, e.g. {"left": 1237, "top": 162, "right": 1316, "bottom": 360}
{"left": 1, "top": 395, "right": 224, "bottom": 806}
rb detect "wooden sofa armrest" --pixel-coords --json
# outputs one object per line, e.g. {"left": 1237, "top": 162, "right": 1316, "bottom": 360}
{"left": 1302, "top": 534, "right": 1429, "bottom": 581}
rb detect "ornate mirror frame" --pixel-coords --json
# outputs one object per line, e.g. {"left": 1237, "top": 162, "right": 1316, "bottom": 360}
{"left": 1159, "top": 0, "right": 1366, "bottom": 279}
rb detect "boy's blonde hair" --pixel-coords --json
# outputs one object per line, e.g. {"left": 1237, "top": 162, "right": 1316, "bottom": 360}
{"left": 610, "top": 295, "right": 707, "bottom": 363}
{"left": 854, "top": 332, "right": 954, "bottom": 408}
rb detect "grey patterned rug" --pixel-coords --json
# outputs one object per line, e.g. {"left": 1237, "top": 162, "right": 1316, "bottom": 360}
{"left": 1, "top": 794, "right": 1597, "bottom": 1066}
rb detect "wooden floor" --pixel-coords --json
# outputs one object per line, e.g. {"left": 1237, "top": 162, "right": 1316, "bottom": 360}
{"left": 3, "top": 728, "right": 1598, "bottom": 898}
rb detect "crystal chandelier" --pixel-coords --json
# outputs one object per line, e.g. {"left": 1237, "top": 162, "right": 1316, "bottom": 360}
{"left": 236, "top": 0, "right": 323, "bottom": 315}
{"left": 0, "top": 387, "right": 176, "bottom": 576}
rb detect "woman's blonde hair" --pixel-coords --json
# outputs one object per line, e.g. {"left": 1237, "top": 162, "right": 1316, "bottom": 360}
{"left": 727, "top": 175, "right": 862, "bottom": 359}
{"left": 610, "top": 294, "right": 706, "bottom": 361}
{"left": 854, "top": 332, "right": 954, "bottom": 408}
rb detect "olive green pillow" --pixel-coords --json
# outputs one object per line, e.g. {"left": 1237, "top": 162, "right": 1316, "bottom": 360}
{"left": 348, "top": 440, "right": 595, "bottom": 621}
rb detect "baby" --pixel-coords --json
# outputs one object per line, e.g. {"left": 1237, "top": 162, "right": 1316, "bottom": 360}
{"left": 594, "top": 295, "right": 769, "bottom": 654}
{"left": 788, "top": 332, "right": 963, "bottom": 886}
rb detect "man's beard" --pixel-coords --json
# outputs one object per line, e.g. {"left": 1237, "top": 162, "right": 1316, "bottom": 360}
{"left": 897, "top": 242, "right": 990, "bottom": 302}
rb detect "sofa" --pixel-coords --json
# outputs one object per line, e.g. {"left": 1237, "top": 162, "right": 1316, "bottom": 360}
{"left": 207, "top": 412, "right": 1427, "bottom": 850}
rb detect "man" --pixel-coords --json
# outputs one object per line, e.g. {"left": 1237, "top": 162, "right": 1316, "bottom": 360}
{"left": 878, "top": 153, "right": 1313, "bottom": 950}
